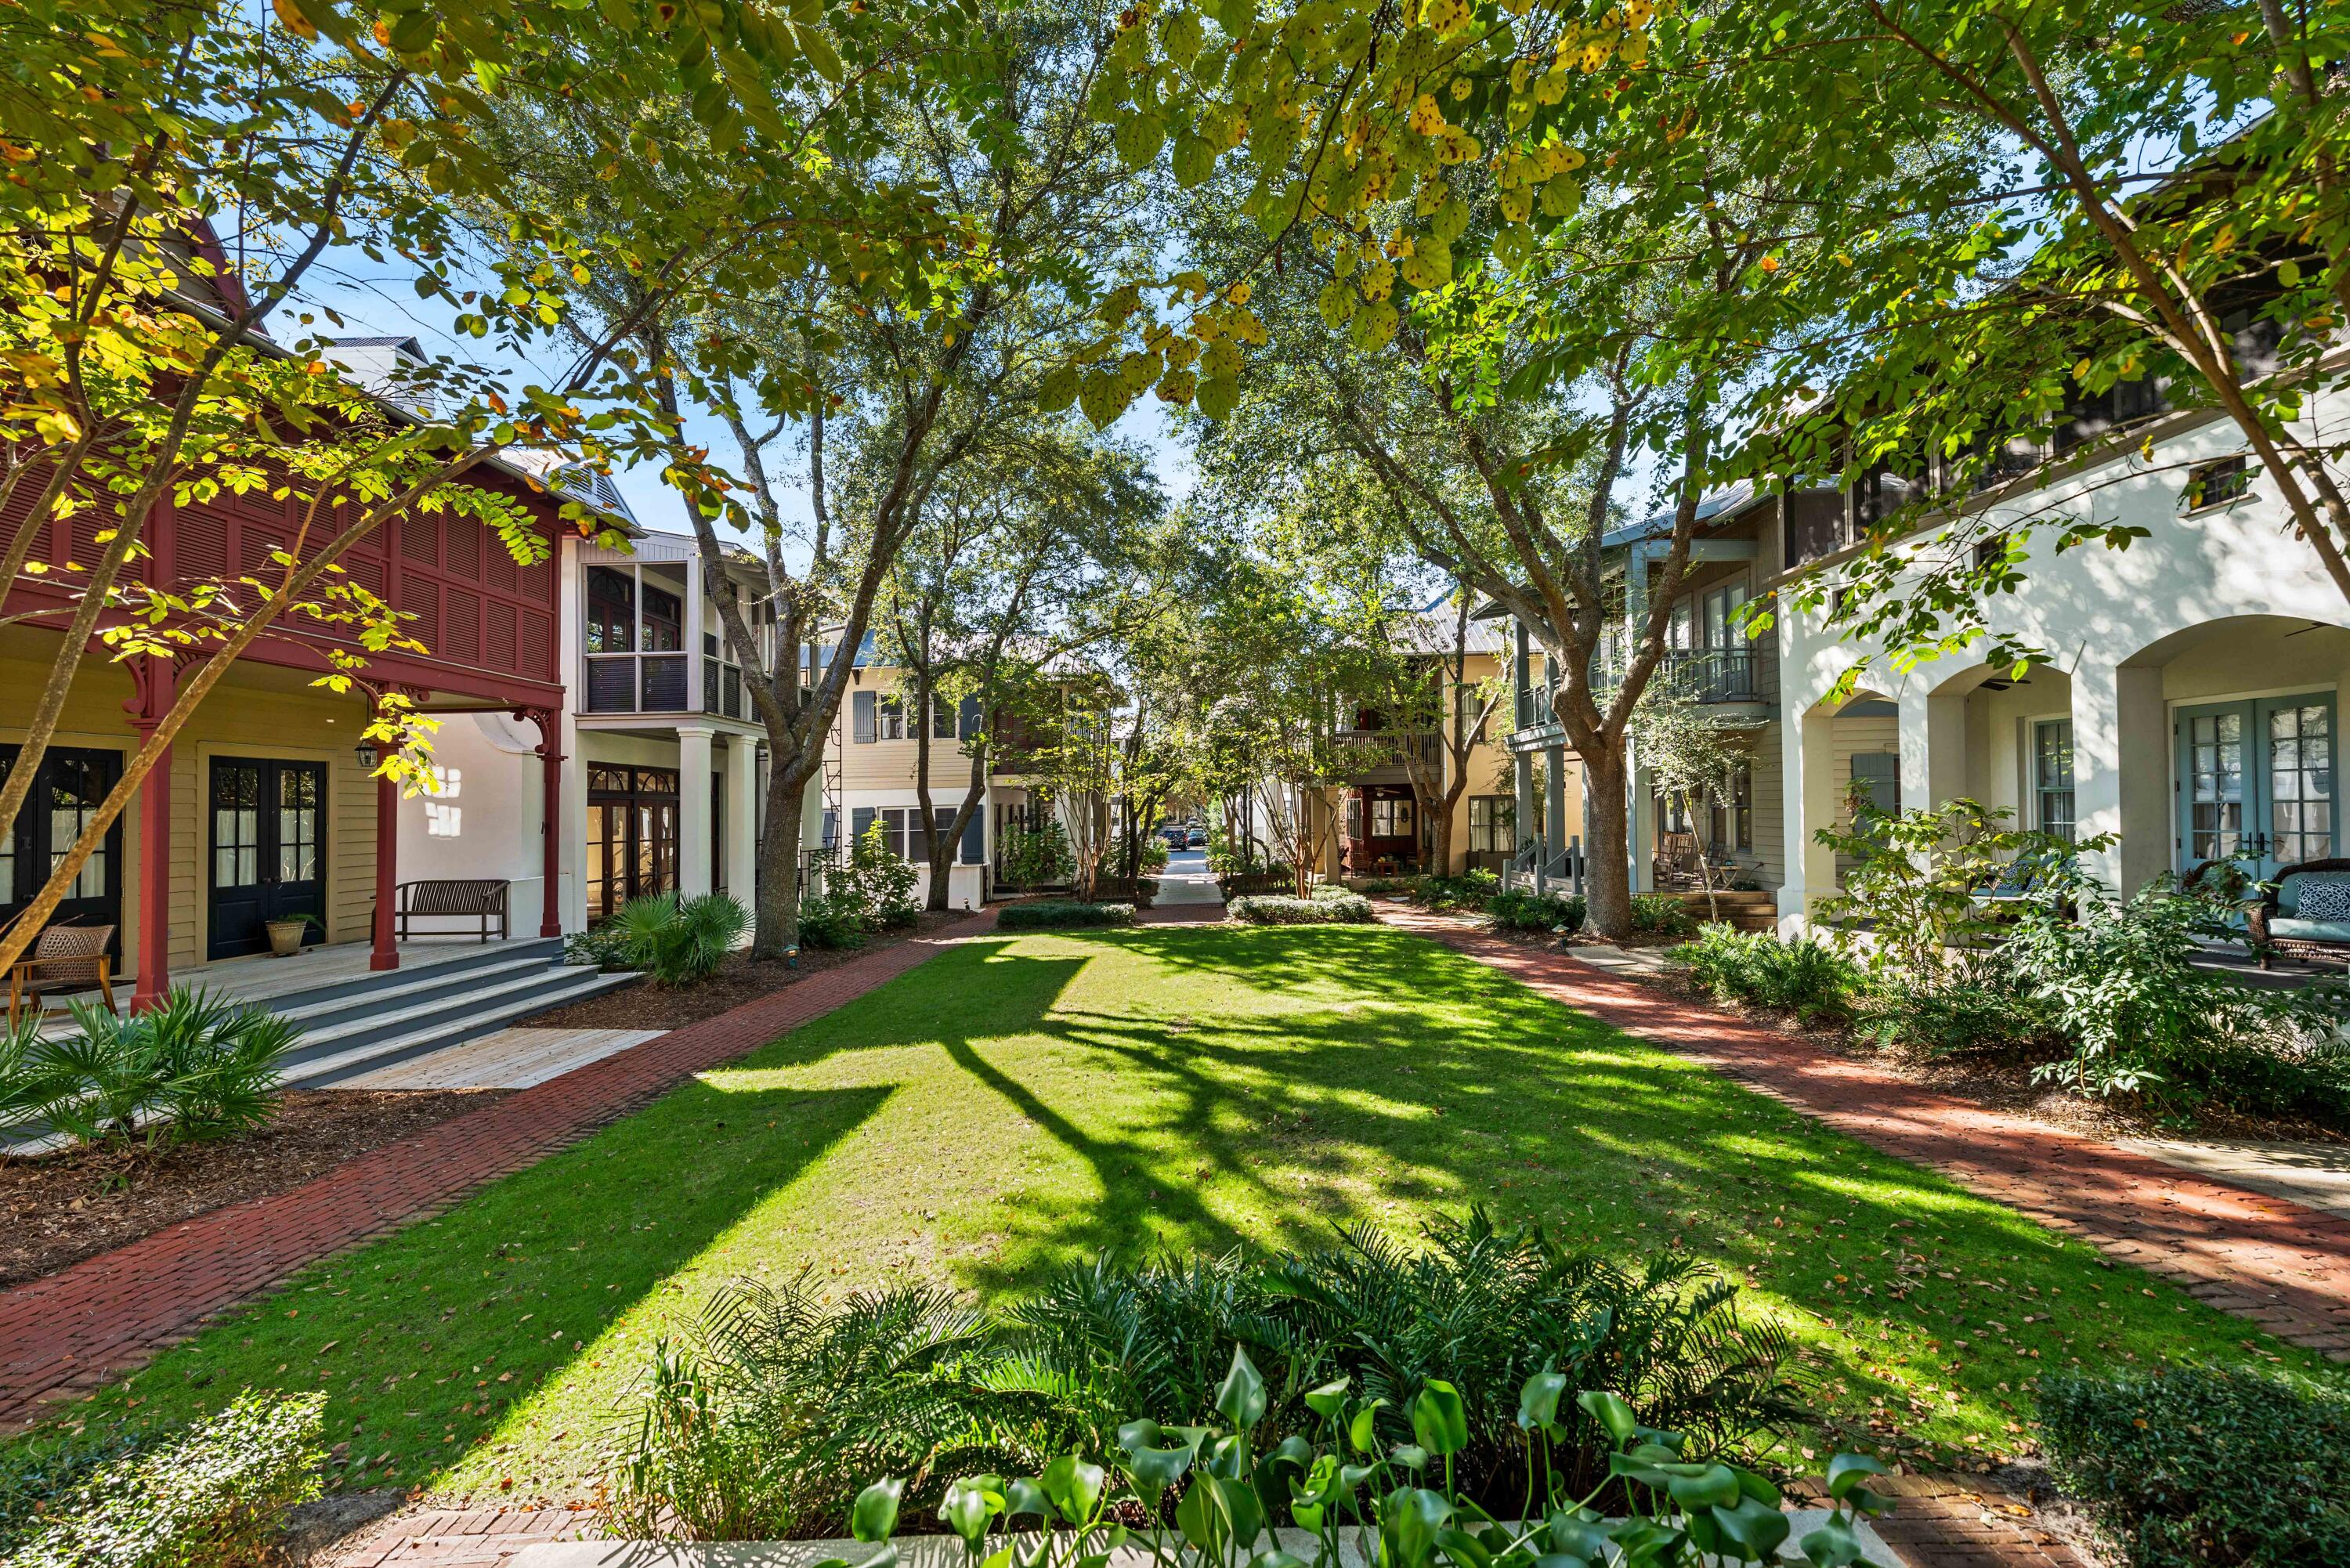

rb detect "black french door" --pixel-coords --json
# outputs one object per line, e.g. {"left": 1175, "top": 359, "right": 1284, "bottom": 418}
{"left": 208, "top": 757, "right": 327, "bottom": 959}
{"left": 585, "top": 765, "right": 679, "bottom": 922}
{"left": 0, "top": 744, "right": 125, "bottom": 952}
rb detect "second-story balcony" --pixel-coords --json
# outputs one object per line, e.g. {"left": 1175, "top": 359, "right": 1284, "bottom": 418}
{"left": 1516, "top": 647, "right": 1776, "bottom": 731}
{"left": 580, "top": 557, "right": 763, "bottom": 723}
{"left": 1325, "top": 727, "right": 1442, "bottom": 781}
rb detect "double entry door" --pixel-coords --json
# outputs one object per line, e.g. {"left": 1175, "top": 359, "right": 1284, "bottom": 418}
{"left": 208, "top": 757, "right": 327, "bottom": 959}
{"left": 586, "top": 764, "right": 679, "bottom": 922}
{"left": 2177, "top": 694, "right": 2337, "bottom": 880}
{"left": 0, "top": 743, "right": 124, "bottom": 951}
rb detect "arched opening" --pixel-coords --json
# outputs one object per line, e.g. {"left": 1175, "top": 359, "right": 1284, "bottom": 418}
{"left": 2116, "top": 614, "right": 2350, "bottom": 884}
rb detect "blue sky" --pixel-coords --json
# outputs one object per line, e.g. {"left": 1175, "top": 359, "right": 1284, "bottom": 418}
{"left": 294, "top": 246, "right": 1196, "bottom": 546}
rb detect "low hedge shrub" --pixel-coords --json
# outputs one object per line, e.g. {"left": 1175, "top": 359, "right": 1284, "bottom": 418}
{"left": 1485, "top": 889, "right": 1585, "bottom": 935}
{"left": 2039, "top": 1367, "right": 2350, "bottom": 1568}
{"left": 1346, "top": 874, "right": 1427, "bottom": 896}
{"left": 1671, "top": 926, "right": 1857, "bottom": 1024}
{"left": 4, "top": 1389, "right": 325, "bottom": 1567}
{"left": 997, "top": 901, "right": 1137, "bottom": 930}
{"left": 1412, "top": 871, "right": 1501, "bottom": 912}
{"left": 1227, "top": 893, "right": 1375, "bottom": 924}
{"left": 1629, "top": 893, "right": 1700, "bottom": 941}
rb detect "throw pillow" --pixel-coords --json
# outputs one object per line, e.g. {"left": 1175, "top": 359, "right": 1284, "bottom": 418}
{"left": 2290, "top": 874, "right": 2350, "bottom": 923}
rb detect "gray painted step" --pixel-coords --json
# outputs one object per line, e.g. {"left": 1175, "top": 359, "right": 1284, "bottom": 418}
{"left": 273, "top": 954, "right": 615, "bottom": 1068}
{"left": 281, "top": 966, "right": 641, "bottom": 1088}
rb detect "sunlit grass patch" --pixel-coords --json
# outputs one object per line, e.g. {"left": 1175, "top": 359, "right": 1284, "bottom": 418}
{"left": 6, "top": 924, "right": 2337, "bottom": 1504}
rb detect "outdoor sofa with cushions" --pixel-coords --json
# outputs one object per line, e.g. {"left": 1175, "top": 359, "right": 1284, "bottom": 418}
{"left": 2248, "top": 858, "right": 2350, "bottom": 967}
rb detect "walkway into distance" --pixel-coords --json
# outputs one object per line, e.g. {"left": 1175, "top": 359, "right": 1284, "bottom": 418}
{"left": 12, "top": 921, "right": 2336, "bottom": 1516}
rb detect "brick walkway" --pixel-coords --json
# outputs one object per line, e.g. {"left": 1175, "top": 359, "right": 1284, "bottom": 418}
{"left": 1379, "top": 905, "right": 2350, "bottom": 1362}
{"left": 325, "top": 1502, "right": 596, "bottom": 1566}
{"left": 0, "top": 913, "right": 996, "bottom": 1432}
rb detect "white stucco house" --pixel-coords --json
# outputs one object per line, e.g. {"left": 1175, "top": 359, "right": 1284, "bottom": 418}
{"left": 1492, "top": 385, "right": 2341, "bottom": 932}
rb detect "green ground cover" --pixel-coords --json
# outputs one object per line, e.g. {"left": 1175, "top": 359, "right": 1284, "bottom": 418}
{"left": 15, "top": 926, "right": 2337, "bottom": 1503}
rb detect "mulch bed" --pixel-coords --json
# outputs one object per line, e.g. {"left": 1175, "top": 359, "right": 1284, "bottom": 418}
{"left": 519, "top": 909, "right": 971, "bottom": 1032}
{"left": 1385, "top": 897, "right": 2350, "bottom": 1144}
{"left": 0, "top": 1089, "right": 507, "bottom": 1288}
{"left": 1623, "top": 942, "right": 2350, "bottom": 1146}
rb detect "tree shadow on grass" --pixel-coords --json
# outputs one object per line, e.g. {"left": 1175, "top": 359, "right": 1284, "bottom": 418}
{"left": 20, "top": 1078, "right": 893, "bottom": 1494}
{"left": 867, "top": 926, "right": 2350, "bottom": 1458}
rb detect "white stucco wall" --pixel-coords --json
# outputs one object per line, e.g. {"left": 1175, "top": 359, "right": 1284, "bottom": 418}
{"left": 396, "top": 711, "right": 552, "bottom": 935}
{"left": 1775, "top": 399, "right": 2350, "bottom": 930}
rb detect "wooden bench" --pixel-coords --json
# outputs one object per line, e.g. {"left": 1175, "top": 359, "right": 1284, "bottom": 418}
{"left": 393, "top": 880, "right": 509, "bottom": 942}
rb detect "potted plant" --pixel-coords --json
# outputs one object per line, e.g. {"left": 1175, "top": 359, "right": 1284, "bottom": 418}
{"left": 265, "top": 912, "right": 322, "bottom": 957}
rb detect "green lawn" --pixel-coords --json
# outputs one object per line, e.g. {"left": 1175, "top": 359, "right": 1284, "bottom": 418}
{"left": 22, "top": 926, "right": 2340, "bottom": 1501}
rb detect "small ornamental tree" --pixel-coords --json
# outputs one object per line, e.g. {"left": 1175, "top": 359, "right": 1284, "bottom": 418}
{"left": 0, "top": 0, "right": 812, "bottom": 974}
{"left": 1630, "top": 681, "right": 1744, "bottom": 923}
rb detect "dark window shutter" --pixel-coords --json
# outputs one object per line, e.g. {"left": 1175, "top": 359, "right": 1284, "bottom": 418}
{"left": 851, "top": 806, "right": 877, "bottom": 847}
{"left": 957, "top": 695, "right": 982, "bottom": 738}
{"left": 1849, "top": 752, "right": 1900, "bottom": 821}
{"left": 932, "top": 695, "right": 956, "bottom": 739}
{"left": 852, "top": 691, "right": 876, "bottom": 744}
{"left": 960, "top": 808, "right": 984, "bottom": 865}
{"left": 821, "top": 809, "right": 838, "bottom": 847}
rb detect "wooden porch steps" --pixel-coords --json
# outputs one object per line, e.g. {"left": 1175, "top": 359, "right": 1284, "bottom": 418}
{"left": 1672, "top": 889, "right": 1777, "bottom": 932}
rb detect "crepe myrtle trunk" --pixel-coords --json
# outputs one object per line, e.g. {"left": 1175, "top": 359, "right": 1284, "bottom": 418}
{"left": 755, "top": 757, "right": 808, "bottom": 958}
{"left": 1580, "top": 742, "right": 1633, "bottom": 939}
{"left": 1426, "top": 794, "right": 1454, "bottom": 879}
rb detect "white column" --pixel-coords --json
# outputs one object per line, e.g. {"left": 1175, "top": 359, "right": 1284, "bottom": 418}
{"left": 562, "top": 729, "right": 590, "bottom": 932}
{"left": 1897, "top": 679, "right": 1933, "bottom": 819}
{"left": 2070, "top": 656, "right": 2167, "bottom": 895}
{"left": 1628, "top": 757, "right": 1655, "bottom": 893}
{"left": 678, "top": 724, "right": 715, "bottom": 897}
{"left": 1781, "top": 703, "right": 1841, "bottom": 934}
{"left": 724, "top": 735, "right": 758, "bottom": 904}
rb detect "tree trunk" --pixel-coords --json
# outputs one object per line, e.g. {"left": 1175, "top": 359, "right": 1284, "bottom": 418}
{"left": 1582, "top": 744, "right": 1633, "bottom": 938}
{"left": 1687, "top": 786, "right": 1719, "bottom": 923}
{"left": 1427, "top": 796, "right": 1454, "bottom": 879}
{"left": 754, "top": 761, "right": 806, "bottom": 957}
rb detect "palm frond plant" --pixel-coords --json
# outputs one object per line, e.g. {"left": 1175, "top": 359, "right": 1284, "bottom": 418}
{"left": 610, "top": 892, "right": 750, "bottom": 987}
{"left": 3, "top": 990, "right": 295, "bottom": 1151}
{"left": 150, "top": 992, "right": 297, "bottom": 1140}
{"left": 0, "top": 1010, "right": 63, "bottom": 1141}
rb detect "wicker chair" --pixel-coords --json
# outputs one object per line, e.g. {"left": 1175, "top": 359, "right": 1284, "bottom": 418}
{"left": 2247, "top": 857, "right": 2350, "bottom": 969}
{"left": 7, "top": 922, "right": 117, "bottom": 1025}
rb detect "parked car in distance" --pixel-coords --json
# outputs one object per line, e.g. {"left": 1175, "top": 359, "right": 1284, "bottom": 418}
{"left": 1160, "top": 826, "right": 1189, "bottom": 848}
{"left": 1187, "top": 829, "right": 1206, "bottom": 848}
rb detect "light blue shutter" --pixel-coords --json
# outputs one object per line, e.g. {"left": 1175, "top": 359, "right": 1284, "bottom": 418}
{"left": 958, "top": 695, "right": 982, "bottom": 738}
{"left": 1849, "top": 753, "right": 1900, "bottom": 821}
{"left": 851, "top": 806, "right": 877, "bottom": 848}
{"left": 960, "top": 807, "right": 984, "bottom": 865}
{"left": 852, "top": 692, "right": 877, "bottom": 744}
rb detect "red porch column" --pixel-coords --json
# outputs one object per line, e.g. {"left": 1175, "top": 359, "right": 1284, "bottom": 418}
{"left": 126, "top": 655, "right": 175, "bottom": 1012}
{"left": 524, "top": 707, "right": 563, "bottom": 938}
{"left": 371, "top": 767, "right": 400, "bottom": 970}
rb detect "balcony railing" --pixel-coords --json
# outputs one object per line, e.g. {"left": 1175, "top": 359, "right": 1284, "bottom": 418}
{"left": 584, "top": 651, "right": 757, "bottom": 718}
{"left": 1515, "top": 647, "right": 1774, "bottom": 731}
{"left": 1327, "top": 728, "right": 1442, "bottom": 777}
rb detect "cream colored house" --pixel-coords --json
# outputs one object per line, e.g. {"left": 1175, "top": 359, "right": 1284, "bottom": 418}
{"left": 1320, "top": 609, "right": 1547, "bottom": 879}
{"left": 1488, "top": 379, "right": 2341, "bottom": 930}
{"left": 815, "top": 635, "right": 1028, "bottom": 909}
